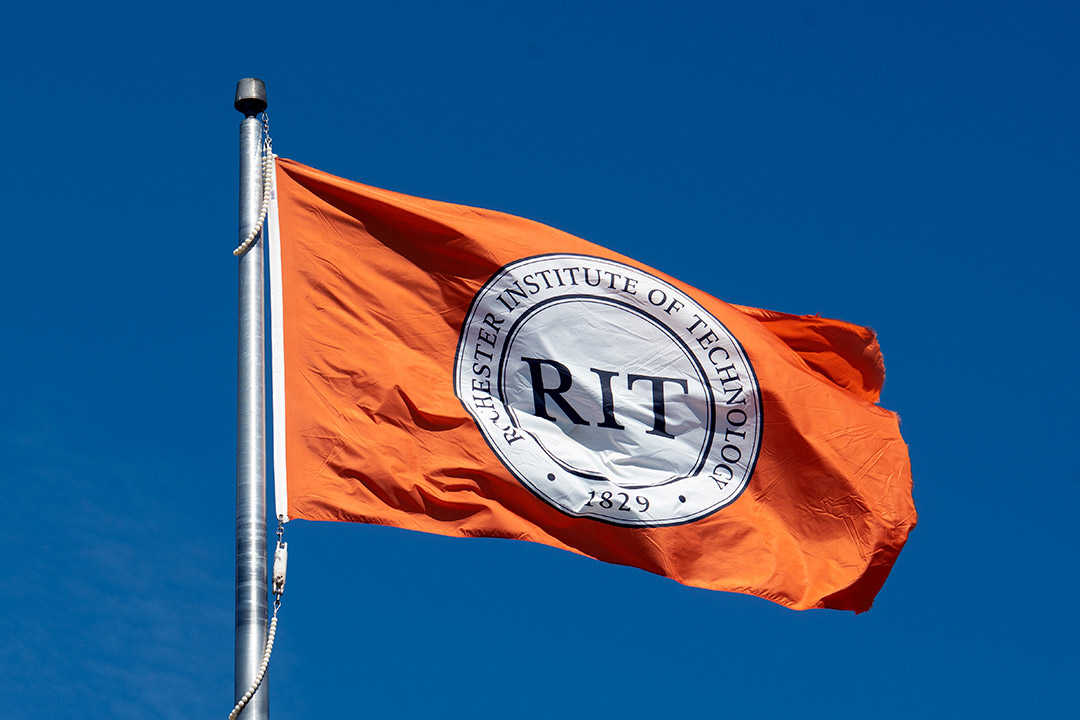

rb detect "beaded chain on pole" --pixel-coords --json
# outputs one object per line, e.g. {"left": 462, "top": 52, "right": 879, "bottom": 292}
{"left": 229, "top": 519, "right": 287, "bottom": 720}
{"left": 234, "top": 113, "right": 275, "bottom": 257}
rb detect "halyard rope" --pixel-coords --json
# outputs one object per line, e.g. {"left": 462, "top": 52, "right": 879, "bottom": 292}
{"left": 233, "top": 113, "right": 275, "bottom": 257}
{"left": 228, "top": 519, "right": 287, "bottom": 719}
{"left": 228, "top": 612, "right": 278, "bottom": 720}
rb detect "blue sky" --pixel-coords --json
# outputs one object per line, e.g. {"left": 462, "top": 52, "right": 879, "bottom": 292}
{"left": 2, "top": 2, "right": 1077, "bottom": 718}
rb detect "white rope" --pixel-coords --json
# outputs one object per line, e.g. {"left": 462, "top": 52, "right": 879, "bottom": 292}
{"left": 234, "top": 113, "right": 275, "bottom": 257}
{"left": 228, "top": 521, "right": 287, "bottom": 719}
{"left": 228, "top": 611, "right": 278, "bottom": 720}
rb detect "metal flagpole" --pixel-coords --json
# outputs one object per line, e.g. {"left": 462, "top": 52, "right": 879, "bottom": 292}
{"left": 234, "top": 77, "right": 270, "bottom": 719}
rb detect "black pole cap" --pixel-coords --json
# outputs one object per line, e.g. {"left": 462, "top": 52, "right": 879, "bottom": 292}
{"left": 235, "top": 78, "right": 268, "bottom": 116}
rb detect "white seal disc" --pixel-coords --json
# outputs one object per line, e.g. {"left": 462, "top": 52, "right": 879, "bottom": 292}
{"left": 454, "top": 254, "right": 762, "bottom": 527}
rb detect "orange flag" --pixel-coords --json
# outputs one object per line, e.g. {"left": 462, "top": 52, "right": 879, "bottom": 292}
{"left": 268, "top": 157, "right": 915, "bottom": 612}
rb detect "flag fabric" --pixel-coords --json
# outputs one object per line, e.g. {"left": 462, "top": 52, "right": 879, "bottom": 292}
{"left": 268, "top": 157, "right": 916, "bottom": 612}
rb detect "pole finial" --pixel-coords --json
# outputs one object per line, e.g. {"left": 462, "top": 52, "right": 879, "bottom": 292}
{"left": 235, "top": 78, "right": 268, "bottom": 116}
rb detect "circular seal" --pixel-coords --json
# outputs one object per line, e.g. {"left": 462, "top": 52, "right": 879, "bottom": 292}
{"left": 453, "top": 254, "right": 762, "bottom": 527}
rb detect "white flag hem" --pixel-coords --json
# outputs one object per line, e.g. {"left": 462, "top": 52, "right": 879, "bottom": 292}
{"left": 268, "top": 158, "right": 289, "bottom": 523}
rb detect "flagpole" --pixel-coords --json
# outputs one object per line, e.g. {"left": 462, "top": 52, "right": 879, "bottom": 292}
{"left": 234, "top": 77, "right": 270, "bottom": 719}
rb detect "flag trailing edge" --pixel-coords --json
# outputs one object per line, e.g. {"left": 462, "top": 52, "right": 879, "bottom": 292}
{"left": 267, "top": 156, "right": 916, "bottom": 612}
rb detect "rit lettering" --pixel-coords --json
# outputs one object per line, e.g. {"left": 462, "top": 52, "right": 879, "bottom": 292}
{"left": 520, "top": 357, "right": 688, "bottom": 439}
